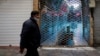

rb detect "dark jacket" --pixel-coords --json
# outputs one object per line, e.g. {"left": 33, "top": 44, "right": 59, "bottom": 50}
{"left": 20, "top": 17, "right": 41, "bottom": 49}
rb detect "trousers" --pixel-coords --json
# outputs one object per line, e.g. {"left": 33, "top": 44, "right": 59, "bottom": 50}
{"left": 25, "top": 48, "right": 39, "bottom": 56}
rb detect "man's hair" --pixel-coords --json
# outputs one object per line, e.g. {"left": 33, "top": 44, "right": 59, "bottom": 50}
{"left": 31, "top": 11, "right": 39, "bottom": 17}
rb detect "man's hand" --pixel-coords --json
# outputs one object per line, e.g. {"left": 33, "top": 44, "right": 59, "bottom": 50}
{"left": 19, "top": 48, "right": 25, "bottom": 54}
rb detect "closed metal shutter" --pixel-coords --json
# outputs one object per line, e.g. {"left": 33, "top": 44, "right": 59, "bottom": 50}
{"left": 0, "top": 0, "right": 33, "bottom": 46}
{"left": 94, "top": 1, "right": 100, "bottom": 44}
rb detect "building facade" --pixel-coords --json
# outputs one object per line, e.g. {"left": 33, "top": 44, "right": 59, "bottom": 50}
{"left": 0, "top": 0, "right": 100, "bottom": 46}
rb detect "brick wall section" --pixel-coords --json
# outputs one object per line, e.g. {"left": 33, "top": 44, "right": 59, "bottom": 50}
{"left": 33, "top": 0, "right": 39, "bottom": 11}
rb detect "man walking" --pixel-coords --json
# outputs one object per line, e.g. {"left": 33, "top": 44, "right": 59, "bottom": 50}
{"left": 20, "top": 11, "right": 41, "bottom": 56}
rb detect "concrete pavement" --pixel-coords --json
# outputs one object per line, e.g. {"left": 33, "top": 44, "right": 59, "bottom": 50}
{"left": 0, "top": 47, "right": 100, "bottom": 56}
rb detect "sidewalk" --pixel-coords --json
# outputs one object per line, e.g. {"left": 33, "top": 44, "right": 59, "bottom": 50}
{"left": 0, "top": 47, "right": 100, "bottom": 56}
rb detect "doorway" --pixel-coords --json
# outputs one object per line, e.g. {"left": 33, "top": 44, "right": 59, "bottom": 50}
{"left": 39, "top": 0, "right": 90, "bottom": 46}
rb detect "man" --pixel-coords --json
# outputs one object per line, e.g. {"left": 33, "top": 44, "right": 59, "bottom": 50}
{"left": 20, "top": 11, "right": 41, "bottom": 56}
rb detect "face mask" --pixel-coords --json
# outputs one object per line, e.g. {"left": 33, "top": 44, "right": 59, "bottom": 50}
{"left": 34, "top": 17, "right": 39, "bottom": 22}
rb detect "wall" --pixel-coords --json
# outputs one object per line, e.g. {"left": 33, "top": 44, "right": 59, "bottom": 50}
{"left": 0, "top": 0, "right": 33, "bottom": 46}
{"left": 94, "top": 1, "right": 100, "bottom": 46}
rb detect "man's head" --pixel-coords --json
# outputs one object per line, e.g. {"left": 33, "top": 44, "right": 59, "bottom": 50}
{"left": 31, "top": 11, "right": 39, "bottom": 19}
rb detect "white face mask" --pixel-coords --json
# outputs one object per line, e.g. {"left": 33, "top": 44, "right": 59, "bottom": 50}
{"left": 34, "top": 14, "right": 40, "bottom": 21}
{"left": 34, "top": 17, "right": 39, "bottom": 22}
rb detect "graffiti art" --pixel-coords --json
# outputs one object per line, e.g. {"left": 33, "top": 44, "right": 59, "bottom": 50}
{"left": 40, "top": 0, "right": 90, "bottom": 46}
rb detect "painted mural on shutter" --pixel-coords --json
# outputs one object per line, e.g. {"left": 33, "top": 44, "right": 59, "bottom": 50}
{"left": 40, "top": 0, "right": 90, "bottom": 46}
